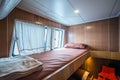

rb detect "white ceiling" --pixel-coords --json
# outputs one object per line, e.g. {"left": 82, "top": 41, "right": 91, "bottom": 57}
{"left": 17, "top": 0, "right": 120, "bottom": 26}
{"left": 0, "top": 0, "right": 21, "bottom": 20}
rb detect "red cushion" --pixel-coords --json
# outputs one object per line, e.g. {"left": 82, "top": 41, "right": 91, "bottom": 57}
{"left": 98, "top": 72, "right": 117, "bottom": 80}
{"left": 98, "top": 65, "right": 117, "bottom": 80}
{"left": 102, "top": 65, "right": 115, "bottom": 73}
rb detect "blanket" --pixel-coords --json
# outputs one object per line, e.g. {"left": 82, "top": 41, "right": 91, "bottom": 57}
{"left": 0, "top": 56, "right": 43, "bottom": 80}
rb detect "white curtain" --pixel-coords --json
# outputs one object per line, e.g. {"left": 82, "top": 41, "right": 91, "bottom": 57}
{"left": 45, "top": 27, "right": 52, "bottom": 51}
{"left": 51, "top": 28, "right": 65, "bottom": 49}
{"left": 14, "top": 20, "right": 45, "bottom": 55}
{"left": 51, "top": 28, "right": 56, "bottom": 49}
{"left": 12, "top": 20, "right": 65, "bottom": 56}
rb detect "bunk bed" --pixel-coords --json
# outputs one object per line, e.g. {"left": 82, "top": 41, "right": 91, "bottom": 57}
{"left": 19, "top": 44, "right": 90, "bottom": 80}
{"left": 0, "top": 43, "right": 90, "bottom": 80}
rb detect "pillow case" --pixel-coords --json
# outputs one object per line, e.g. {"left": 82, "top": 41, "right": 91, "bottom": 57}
{"left": 64, "top": 43, "right": 87, "bottom": 49}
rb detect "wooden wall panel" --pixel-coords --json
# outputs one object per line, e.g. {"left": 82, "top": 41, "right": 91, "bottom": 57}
{"left": 0, "top": 8, "right": 68, "bottom": 57}
{"left": 109, "top": 18, "right": 119, "bottom": 52}
{"left": 68, "top": 24, "right": 85, "bottom": 43}
{"left": 85, "top": 22, "right": 97, "bottom": 50}
{"left": 100, "top": 20, "right": 109, "bottom": 51}
{"left": 0, "top": 18, "right": 7, "bottom": 57}
{"left": 119, "top": 16, "right": 120, "bottom": 52}
{"left": 90, "top": 51, "right": 120, "bottom": 60}
{"left": 68, "top": 27, "right": 74, "bottom": 42}
{"left": 68, "top": 17, "right": 119, "bottom": 52}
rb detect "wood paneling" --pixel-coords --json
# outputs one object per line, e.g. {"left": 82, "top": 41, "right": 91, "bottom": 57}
{"left": 119, "top": 16, "right": 120, "bottom": 52}
{"left": 109, "top": 18, "right": 119, "bottom": 51}
{"left": 0, "top": 8, "right": 68, "bottom": 57}
{"left": 68, "top": 24, "right": 85, "bottom": 43}
{"left": 90, "top": 51, "right": 120, "bottom": 60}
{"left": 68, "top": 17, "right": 119, "bottom": 52}
{"left": 0, "top": 18, "right": 8, "bottom": 58}
{"left": 100, "top": 20, "right": 109, "bottom": 51}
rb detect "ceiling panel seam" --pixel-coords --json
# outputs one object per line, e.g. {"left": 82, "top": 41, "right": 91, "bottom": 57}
{"left": 109, "top": 0, "right": 118, "bottom": 16}
{"left": 67, "top": 0, "right": 85, "bottom": 23}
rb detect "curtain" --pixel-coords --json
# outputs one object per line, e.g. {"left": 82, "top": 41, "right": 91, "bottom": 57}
{"left": 45, "top": 27, "right": 52, "bottom": 51}
{"left": 51, "top": 28, "right": 56, "bottom": 49}
{"left": 14, "top": 20, "right": 45, "bottom": 55}
{"left": 51, "top": 28, "right": 65, "bottom": 49}
{"left": 12, "top": 20, "right": 65, "bottom": 56}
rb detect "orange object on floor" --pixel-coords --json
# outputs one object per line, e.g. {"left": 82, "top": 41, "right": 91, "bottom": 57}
{"left": 98, "top": 65, "right": 117, "bottom": 80}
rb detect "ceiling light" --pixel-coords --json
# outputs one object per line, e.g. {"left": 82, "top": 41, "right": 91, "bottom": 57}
{"left": 74, "top": 9, "right": 79, "bottom": 14}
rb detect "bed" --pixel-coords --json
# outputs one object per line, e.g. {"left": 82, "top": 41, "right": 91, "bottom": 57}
{"left": 18, "top": 47, "right": 90, "bottom": 80}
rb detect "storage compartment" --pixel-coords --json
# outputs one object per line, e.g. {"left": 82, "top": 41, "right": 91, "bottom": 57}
{"left": 68, "top": 57, "right": 120, "bottom": 80}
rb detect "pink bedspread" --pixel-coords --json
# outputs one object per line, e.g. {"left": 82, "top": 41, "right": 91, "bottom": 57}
{"left": 19, "top": 48, "right": 88, "bottom": 80}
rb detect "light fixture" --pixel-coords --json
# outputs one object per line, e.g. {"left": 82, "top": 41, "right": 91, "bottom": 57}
{"left": 86, "top": 26, "right": 92, "bottom": 29}
{"left": 35, "top": 21, "right": 42, "bottom": 25}
{"left": 74, "top": 9, "right": 79, "bottom": 14}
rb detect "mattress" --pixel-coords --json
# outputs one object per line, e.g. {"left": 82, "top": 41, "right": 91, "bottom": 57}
{"left": 19, "top": 48, "right": 89, "bottom": 80}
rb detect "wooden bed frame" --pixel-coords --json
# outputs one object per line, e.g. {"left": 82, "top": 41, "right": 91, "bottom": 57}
{"left": 18, "top": 49, "right": 90, "bottom": 80}
{"left": 42, "top": 51, "right": 90, "bottom": 80}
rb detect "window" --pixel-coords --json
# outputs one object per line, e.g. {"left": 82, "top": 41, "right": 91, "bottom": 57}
{"left": 12, "top": 40, "right": 19, "bottom": 56}
{"left": 53, "top": 28, "right": 64, "bottom": 49}
{"left": 12, "top": 20, "right": 45, "bottom": 56}
{"left": 12, "top": 20, "right": 64, "bottom": 56}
